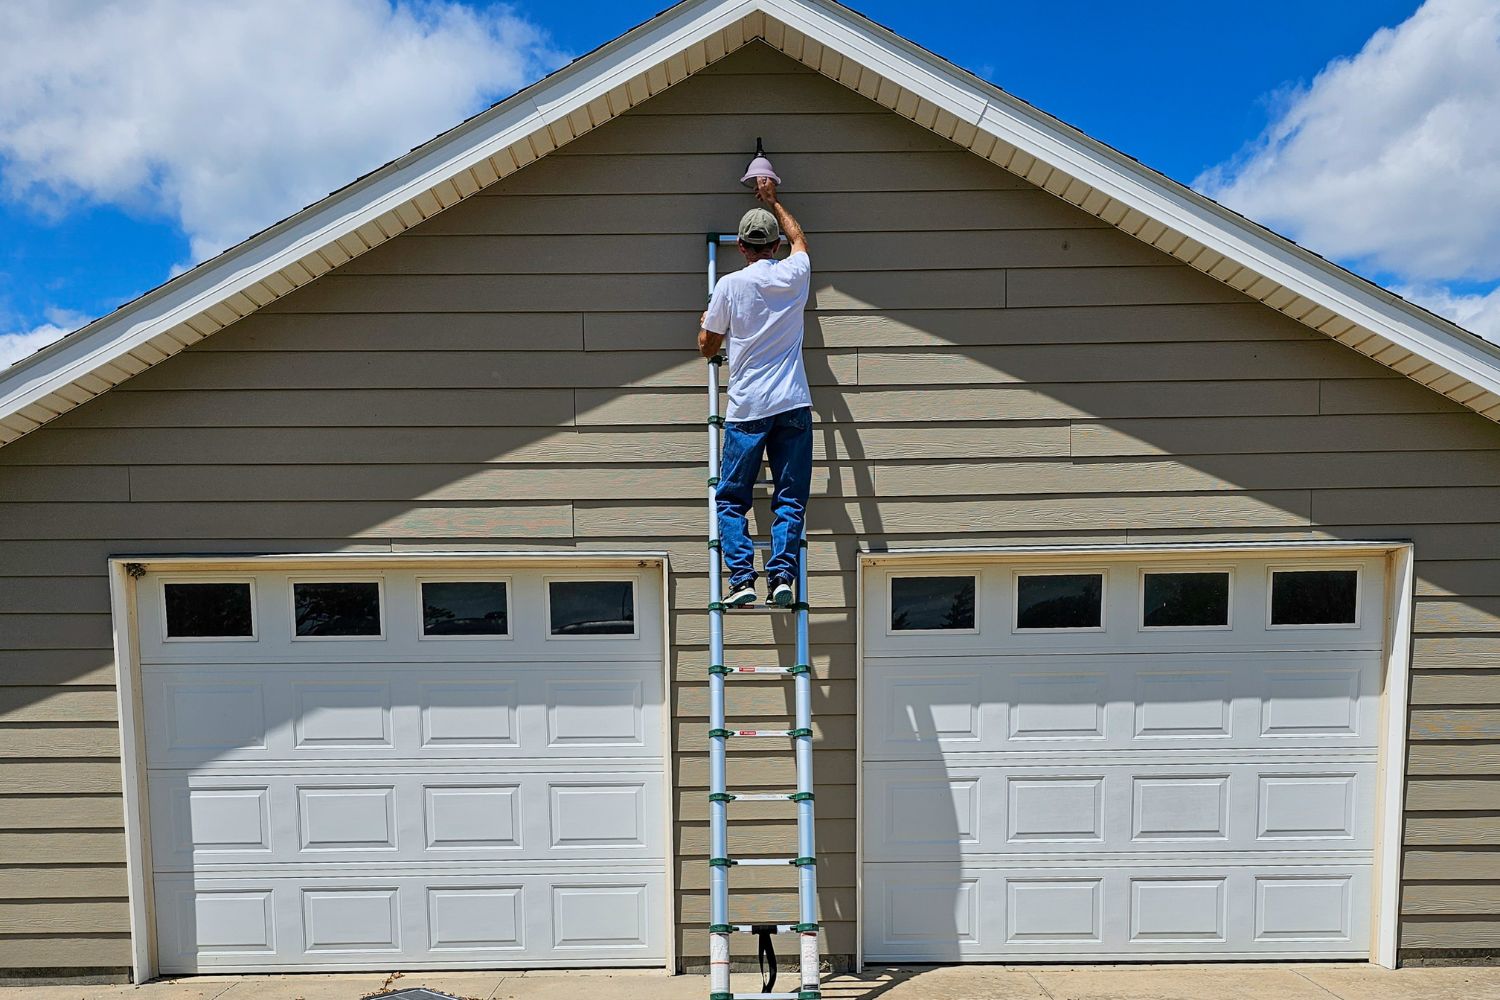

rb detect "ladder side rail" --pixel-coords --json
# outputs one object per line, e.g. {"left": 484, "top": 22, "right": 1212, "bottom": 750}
{"left": 794, "top": 529, "right": 819, "bottom": 993}
{"left": 706, "top": 233, "right": 731, "bottom": 1000}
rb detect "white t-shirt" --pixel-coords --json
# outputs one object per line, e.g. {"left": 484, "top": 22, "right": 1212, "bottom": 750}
{"left": 703, "top": 250, "right": 812, "bottom": 422}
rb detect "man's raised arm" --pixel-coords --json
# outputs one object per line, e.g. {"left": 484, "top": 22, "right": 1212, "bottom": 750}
{"left": 756, "top": 178, "right": 808, "bottom": 258}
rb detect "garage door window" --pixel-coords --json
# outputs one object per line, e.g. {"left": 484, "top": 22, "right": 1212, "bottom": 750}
{"left": 1015, "top": 572, "right": 1103, "bottom": 631}
{"left": 1142, "top": 571, "right": 1231, "bottom": 629}
{"left": 163, "top": 581, "right": 255, "bottom": 640}
{"left": 1270, "top": 569, "right": 1359, "bottom": 627}
{"left": 889, "top": 575, "right": 976, "bottom": 632}
{"left": 548, "top": 579, "right": 636, "bottom": 636}
{"left": 420, "top": 580, "right": 509, "bottom": 637}
{"left": 292, "top": 581, "right": 383, "bottom": 638}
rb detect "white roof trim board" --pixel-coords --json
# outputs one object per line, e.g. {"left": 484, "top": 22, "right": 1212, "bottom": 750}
{"left": 5, "top": 0, "right": 1500, "bottom": 446}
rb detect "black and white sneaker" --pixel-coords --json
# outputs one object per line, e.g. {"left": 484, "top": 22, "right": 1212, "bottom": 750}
{"left": 770, "top": 578, "right": 795, "bottom": 608}
{"left": 725, "top": 582, "right": 757, "bottom": 607}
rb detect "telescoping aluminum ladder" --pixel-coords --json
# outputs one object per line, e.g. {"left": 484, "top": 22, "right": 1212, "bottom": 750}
{"left": 704, "top": 233, "right": 820, "bottom": 1000}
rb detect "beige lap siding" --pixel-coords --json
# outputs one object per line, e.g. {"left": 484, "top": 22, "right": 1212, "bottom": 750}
{"left": 0, "top": 42, "right": 1498, "bottom": 970}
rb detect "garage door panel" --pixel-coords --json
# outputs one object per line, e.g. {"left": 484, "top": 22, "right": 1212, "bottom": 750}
{"left": 862, "top": 556, "right": 1386, "bottom": 962}
{"left": 1131, "top": 877, "right": 1225, "bottom": 943}
{"left": 424, "top": 783, "right": 521, "bottom": 850}
{"left": 153, "top": 871, "right": 665, "bottom": 972}
{"left": 874, "top": 875, "right": 980, "bottom": 961}
{"left": 1006, "top": 876, "right": 1102, "bottom": 945}
{"left": 863, "top": 650, "right": 1379, "bottom": 761}
{"left": 164, "top": 886, "right": 280, "bottom": 960}
{"left": 1011, "top": 673, "right": 1108, "bottom": 742}
{"left": 150, "top": 769, "right": 665, "bottom": 869}
{"left": 864, "top": 761, "right": 1374, "bottom": 861}
{"left": 427, "top": 885, "right": 523, "bottom": 952}
{"left": 1260, "top": 667, "right": 1363, "bottom": 738}
{"left": 1132, "top": 774, "right": 1227, "bottom": 842}
{"left": 877, "top": 775, "right": 983, "bottom": 849}
{"left": 1253, "top": 874, "right": 1360, "bottom": 943}
{"left": 1134, "top": 670, "right": 1232, "bottom": 738}
{"left": 146, "top": 678, "right": 270, "bottom": 759}
{"left": 152, "top": 783, "right": 275, "bottom": 866}
{"left": 877, "top": 673, "right": 985, "bottom": 747}
{"left": 862, "top": 863, "right": 1371, "bottom": 960}
{"left": 141, "top": 565, "right": 666, "bottom": 973}
{"left": 142, "top": 664, "right": 663, "bottom": 765}
{"left": 292, "top": 681, "right": 394, "bottom": 749}
{"left": 1006, "top": 777, "right": 1103, "bottom": 844}
{"left": 301, "top": 887, "right": 402, "bottom": 954}
{"left": 542, "top": 678, "right": 647, "bottom": 748}
{"left": 420, "top": 680, "right": 519, "bottom": 747}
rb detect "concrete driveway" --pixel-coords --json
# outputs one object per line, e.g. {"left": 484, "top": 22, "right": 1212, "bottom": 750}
{"left": 5, "top": 965, "right": 1500, "bottom": 1000}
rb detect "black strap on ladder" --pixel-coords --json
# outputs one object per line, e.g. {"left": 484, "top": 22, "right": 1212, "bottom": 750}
{"left": 753, "top": 924, "right": 777, "bottom": 993}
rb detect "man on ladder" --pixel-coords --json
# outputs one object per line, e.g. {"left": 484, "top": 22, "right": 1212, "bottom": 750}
{"left": 698, "top": 177, "right": 812, "bottom": 609}
{"left": 699, "top": 171, "right": 820, "bottom": 1000}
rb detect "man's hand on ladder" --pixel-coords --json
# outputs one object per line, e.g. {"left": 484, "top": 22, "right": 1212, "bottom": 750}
{"left": 700, "top": 311, "right": 725, "bottom": 359}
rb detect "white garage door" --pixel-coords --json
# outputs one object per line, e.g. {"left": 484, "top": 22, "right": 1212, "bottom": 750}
{"left": 136, "top": 563, "right": 666, "bottom": 972}
{"left": 862, "top": 554, "right": 1386, "bottom": 962}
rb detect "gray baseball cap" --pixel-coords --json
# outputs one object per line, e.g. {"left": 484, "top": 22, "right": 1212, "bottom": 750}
{"left": 738, "top": 207, "right": 780, "bottom": 245}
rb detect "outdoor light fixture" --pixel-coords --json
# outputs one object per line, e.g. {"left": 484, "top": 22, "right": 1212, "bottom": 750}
{"left": 740, "top": 136, "right": 781, "bottom": 187}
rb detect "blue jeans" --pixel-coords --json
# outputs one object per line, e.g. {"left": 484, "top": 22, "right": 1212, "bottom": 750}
{"left": 716, "top": 406, "right": 812, "bottom": 589}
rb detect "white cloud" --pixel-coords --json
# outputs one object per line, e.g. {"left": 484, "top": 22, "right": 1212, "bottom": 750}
{"left": 1396, "top": 283, "right": 1500, "bottom": 343}
{"left": 0, "top": 0, "right": 564, "bottom": 263}
{"left": 0, "top": 308, "right": 89, "bottom": 368}
{"left": 1197, "top": 0, "right": 1500, "bottom": 286}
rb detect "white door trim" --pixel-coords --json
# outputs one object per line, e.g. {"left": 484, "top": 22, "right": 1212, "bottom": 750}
{"left": 110, "top": 559, "right": 155, "bottom": 984}
{"left": 852, "top": 554, "right": 867, "bottom": 974}
{"left": 855, "top": 540, "right": 1414, "bottom": 970}
{"left": 1375, "top": 544, "right": 1415, "bottom": 969}
{"left": 110, "top": 550, "right": 672, "bottom": 984}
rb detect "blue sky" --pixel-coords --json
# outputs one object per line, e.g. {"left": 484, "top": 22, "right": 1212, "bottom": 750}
{"left": 3, "top": 0, "right": 1497, "bottom": 365}
{"left": 542, "top": 1, "right": 1421, "bottom": 182}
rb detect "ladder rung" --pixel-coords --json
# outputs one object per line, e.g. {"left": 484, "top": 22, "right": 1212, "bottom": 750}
{"left": 709, "top": 664, "right": 809, "bottom": 678}
{"left": 733, "top": 857, "right": 798, "bottom": 867}
{"left": 732, "top": 792, "right": 799, "bottom": 801}
{"left": 723, "top": 924, "right": 798, "bottom": 934}
{"left": 729, "top": 729, "right": 795, "bottom": 738}
{"left": 733, "top": 994, "right": 802, "bottom": 1000}
{"left": 712, "top": 604, "right": 805, "bottom": 614}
